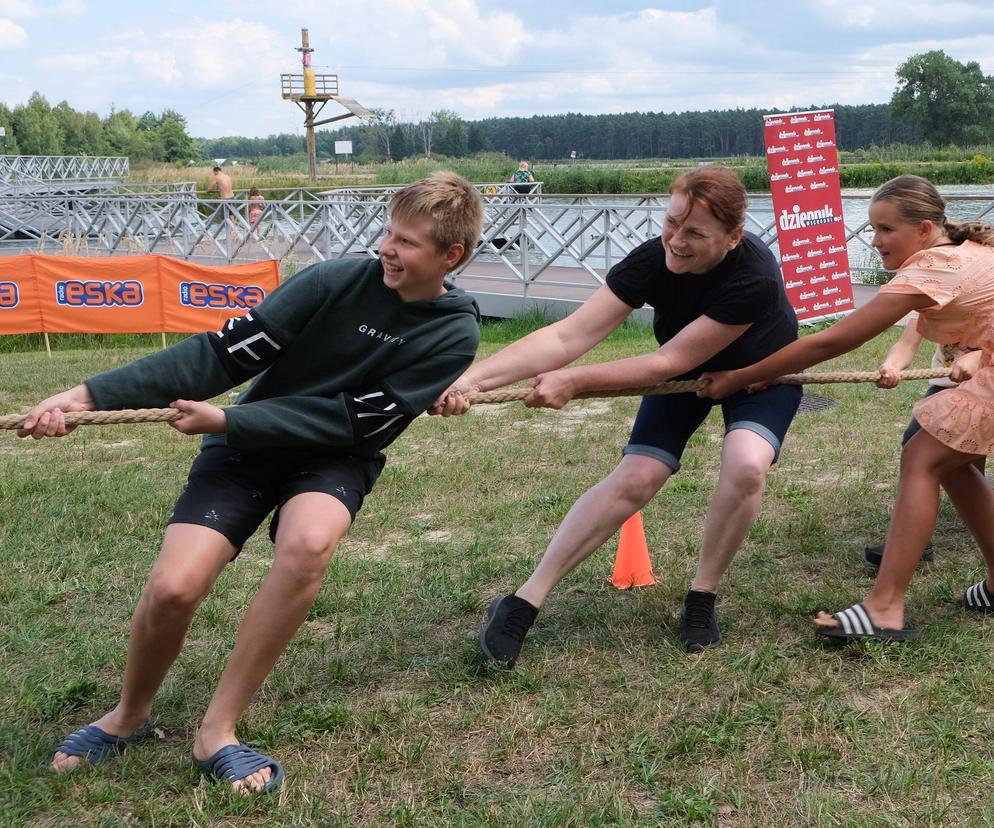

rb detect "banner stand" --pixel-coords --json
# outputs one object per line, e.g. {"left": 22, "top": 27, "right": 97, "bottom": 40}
{"left": 763, "top": 109, "right": 856, "bottom": 323}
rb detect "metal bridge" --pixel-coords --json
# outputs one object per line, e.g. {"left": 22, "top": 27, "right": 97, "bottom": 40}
{"left": 0, "top": 155, "right": 133, "bottom": 192}
{"left": 1, "top": 182, "right": 992, "bottom": 316}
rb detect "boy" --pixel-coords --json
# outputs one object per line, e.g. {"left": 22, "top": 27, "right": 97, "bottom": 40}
{"left": 19, "top": 171, "right": 484, "bottom": 793}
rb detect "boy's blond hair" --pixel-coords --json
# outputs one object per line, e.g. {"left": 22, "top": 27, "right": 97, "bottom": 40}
{"left": 389, "top": 172, "right": 484, "bottom": 268}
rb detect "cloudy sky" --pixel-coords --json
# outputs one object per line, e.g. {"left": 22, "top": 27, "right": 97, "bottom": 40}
{"left": 2, "top": 0, "right": 994, "bottom": 138}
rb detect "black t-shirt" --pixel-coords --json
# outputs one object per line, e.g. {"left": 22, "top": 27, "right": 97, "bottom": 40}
{"left": 606, "top": 232, "right": 798, "bottom": 379}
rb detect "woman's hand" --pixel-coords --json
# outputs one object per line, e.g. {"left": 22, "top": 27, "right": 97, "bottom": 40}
{"left": 524, "top": 370, "right": 577, "bottom": 409}
{"left": 16, "top": 384, "right": 95, "bottom": 439}
{"left": 428, "top": 379, "right": 479, "bottom": 416}
{"left": 697, "top": 370, "right": 745, "bottom": 400}
{"left": 168, "top": 400, "right": 227, "bottom": 434}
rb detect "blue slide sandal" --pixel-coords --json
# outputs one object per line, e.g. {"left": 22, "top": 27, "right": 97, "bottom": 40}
{"left": 55, "top": 720, "right": 155, "bottom": 766}
{"left": 194, "top": 742, "right": 285, "bottom": 793}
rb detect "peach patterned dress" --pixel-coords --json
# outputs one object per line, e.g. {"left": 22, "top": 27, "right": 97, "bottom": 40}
{"left": 878, "top": 240, "right": 994, "bottom": 456}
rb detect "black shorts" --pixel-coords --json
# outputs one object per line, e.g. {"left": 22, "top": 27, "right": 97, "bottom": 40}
{"left": 168, "top": 446, "right": 384, "bottom": 553}
{"left": 623, "top": 384, "right": 802, "bottom": 472}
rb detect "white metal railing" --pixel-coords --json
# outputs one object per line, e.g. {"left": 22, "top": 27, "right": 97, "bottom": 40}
{"left": 319, "top": 181, "right": 543, "bottom": 201}
{"left": 1, "top": 189, "right": 993, "bottom": 297}
{"left": 0, "top": 155, "right": 130, "bottom": 189}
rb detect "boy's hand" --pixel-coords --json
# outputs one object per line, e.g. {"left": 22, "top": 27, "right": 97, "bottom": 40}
{"left": 950, "top": 349, "right": 983, "bottom": 384}
{"left": 17, "top": 384, "right": 95, "bottom": 439}
{"left": 168, "top": 400, "right": 227, "bottom": 434}
{"left": 524, "top": 370, "right": 576, "bottom": 409}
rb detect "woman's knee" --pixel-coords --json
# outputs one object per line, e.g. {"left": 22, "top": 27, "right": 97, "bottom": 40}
{"left": 611, "top": 457, "right": 671, "bottom": 506}
{"left": 719, "top": 457, "right": 768, "bottom": 498}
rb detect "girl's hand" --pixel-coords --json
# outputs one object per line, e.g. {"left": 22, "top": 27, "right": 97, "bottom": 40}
{"left": 697, "top": 370, "right": 745, "bottom": 400}
{"left": 876, "top": 362, "right": 903, "bottom": 388}
{"left": 950, "top": 349, "right": 983, "bottom": 384}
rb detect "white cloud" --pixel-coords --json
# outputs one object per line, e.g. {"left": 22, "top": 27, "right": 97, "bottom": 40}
{"left": 9, "top": 0, "right": 994, "bottom": 137}
{"left": 0, "top": 18, "right": 27, "bottom": 47}
{"left": 41, "top": 17, "right": 283, "bottom": 92}
{"left": 51, "top": 0, "right": 86, "bottom": 17}
{"left": 851, "top": 34, "right": 994, "bottom": 73}
{"left": 0, "top": 1, "right": 36, "bottom": 17}
{"left": 0, "top": 0, "right": 85, "bottom": 16}
{"left": 815, "top": 0, "right": 994, "bottom": 28}
{"left": 321, "top": 0, "right": 526, "bottom": 68}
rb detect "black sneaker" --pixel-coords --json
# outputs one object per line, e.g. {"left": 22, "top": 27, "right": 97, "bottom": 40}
{"left": 678, "top": 590, "right": 720, "bottom": 652}
{"left": 864, "top": 541, "right": 934, "bottom": 568}
{"left": 479, "top": 594, "right": 539, "bottom": 669}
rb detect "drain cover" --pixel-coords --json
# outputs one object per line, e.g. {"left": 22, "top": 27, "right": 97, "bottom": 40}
{"left": 798, "top": 393, "right": 838, "bottom": 413}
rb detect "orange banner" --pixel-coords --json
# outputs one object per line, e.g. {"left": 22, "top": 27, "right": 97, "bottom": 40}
{"left": 0, "top": 254, "right": 280, "bottom": 335}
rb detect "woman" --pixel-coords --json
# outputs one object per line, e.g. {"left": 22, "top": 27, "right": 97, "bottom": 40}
{"left": 702, "top": 174, "right": 994, "bottom": 641}
{"left": 433, "top": 166, "right": 801, "bottom": 663}
{"left": 509, "top": 161, "right": 535, "bottom": 195}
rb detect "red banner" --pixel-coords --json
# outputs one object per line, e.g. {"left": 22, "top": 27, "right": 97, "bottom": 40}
{"left": 0, "top": 254, "right": 280, "bottom": 335}
{"left": 764, "top": 109, "right": 854, "bottom": 323}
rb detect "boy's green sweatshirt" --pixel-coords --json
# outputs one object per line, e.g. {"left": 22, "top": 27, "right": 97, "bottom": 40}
{"left": 85, "top": 258, "right": 480, "bottom": 458}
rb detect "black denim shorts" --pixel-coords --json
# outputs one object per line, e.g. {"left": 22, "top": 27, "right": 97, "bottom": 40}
{"left": 168, "top": 446, "right": 384, "bottom": 553}
{"left": 623, "top": 383, "right": 803, "bottom": 472}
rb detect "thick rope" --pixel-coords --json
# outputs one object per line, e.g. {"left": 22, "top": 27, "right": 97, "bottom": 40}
{"left": 462, "top": 367, "right": 952, "bottom": 404}
{"left": 0, "top": 368, "right": 952, "bottom": 430}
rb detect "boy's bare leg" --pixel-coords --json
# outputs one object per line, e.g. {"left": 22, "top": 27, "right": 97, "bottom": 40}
{"left": 193, "top": 492, "right": 351, "bottom": 792}
{"left": 52, "top": 524, "right": 235, "bottom": 772}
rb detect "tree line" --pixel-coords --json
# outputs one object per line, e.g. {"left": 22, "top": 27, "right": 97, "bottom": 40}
{"left": 2, "top": 50, "right": 989, "bottom": 165}
{"left": 0, "top": 92, "right": 196, "bottom": 161}
{"left": 203, "top": 51, "right": 994, "bottom": 163}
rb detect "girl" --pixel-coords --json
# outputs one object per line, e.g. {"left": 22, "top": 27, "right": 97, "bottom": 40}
{"left": 702, "top": 174, "right": 994, "bottom": 641}
{"left": 248, "top": 186, "right": 265, "bottom": 226}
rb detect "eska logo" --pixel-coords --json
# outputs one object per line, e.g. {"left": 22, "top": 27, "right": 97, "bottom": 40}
{"left": 0, "top": 281, "right": 17, "bottom": 308}
{"left": 56, "top": 280, "right": 144, "bottom": 307}
{"left": 179, "top": 281, "right": 266, "bottom": 309}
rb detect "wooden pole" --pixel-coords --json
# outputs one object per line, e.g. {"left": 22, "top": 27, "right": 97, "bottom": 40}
{"left": 306, "top": 101, "right": 317, "bottom": 182}
{"left": 44, "top": 332, "right": 51, "bottom": 357}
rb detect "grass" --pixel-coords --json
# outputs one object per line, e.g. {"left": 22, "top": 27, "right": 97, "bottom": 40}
{"left": 1, "top": 321, "right": 992, "bottom": 825}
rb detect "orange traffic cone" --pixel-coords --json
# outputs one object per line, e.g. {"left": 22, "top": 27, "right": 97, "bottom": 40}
{"left": 607, "top": 511, "right": 657, "bottom": 589}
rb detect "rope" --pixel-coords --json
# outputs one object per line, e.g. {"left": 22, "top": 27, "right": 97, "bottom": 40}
{"left": 0, "top": 368, "right": 953, "bottom": 430}
{"left": 462, "top": 367, "right": 952, "bottom": 404}
{"left": 0, "top": 408, "right": 182, "bottom": 430}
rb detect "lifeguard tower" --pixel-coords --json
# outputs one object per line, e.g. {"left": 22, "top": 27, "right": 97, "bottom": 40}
{"left": 281, "top": 28, "right": 374, "bottom": 181}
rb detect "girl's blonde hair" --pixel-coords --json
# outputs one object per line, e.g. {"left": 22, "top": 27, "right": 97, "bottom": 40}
{"left": 872, "top": 174, "right": 994, "bottom": 247}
